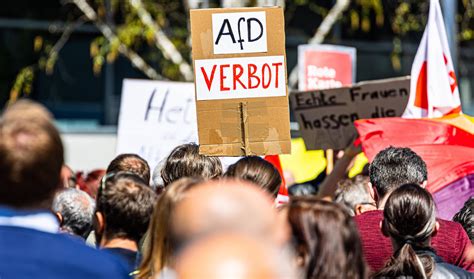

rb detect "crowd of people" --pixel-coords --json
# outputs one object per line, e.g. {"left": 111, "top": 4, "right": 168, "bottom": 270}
{"left": 0, "top": 99, "right": 473, "bottom": 278}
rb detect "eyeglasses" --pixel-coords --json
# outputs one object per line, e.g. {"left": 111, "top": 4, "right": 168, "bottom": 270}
{"left": 99, "top": 172, "right": 117, "bottom": 194}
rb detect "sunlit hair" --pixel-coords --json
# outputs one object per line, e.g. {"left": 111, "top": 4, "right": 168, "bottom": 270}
{"left": 288, "top": 197, "right": 367, "bottom": 279}
{"left": 0, "top": 118, "right": 63, "bottom": 208}
{"left": 106, "top": 153, "right": 151, "bottom": 185}
{"left": 161, "top": 143, "right": 222, "bottom": 187}
{"left": 373, "top": 184, "right": 436, "bottom": 279}
{"left": 334, "top": 175, "right": 373, "bottom": 216}
{"left": 225, "top": 156, "right": 282, "bottom": 198}
{"left": 137, "top": 177, "right": 203, "bottom": 279}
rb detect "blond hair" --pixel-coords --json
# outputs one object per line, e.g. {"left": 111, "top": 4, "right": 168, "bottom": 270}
{"left": 137, "top": 177, "right": 202, "bottom": 279}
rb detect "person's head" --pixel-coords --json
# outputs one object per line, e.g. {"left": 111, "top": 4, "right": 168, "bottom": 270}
{"left": 453, "top": 197, "right": 474, "bottom": 244}
{"left": 95, "top": 172, "right": 157, "bottom": 246}
{"left": 52, "top": 188, "right": 95, "bottom": 239}
{"left": 137, "top": 177, "right": 203, "bottom": 279}
{"left": 375, "top": 184, "right": 438, "bottom": 278}
{"left": 2, "top": 99, "right": 53, "bottom": 124}
{"left": 170, "top": 180, "right": 288, "bottom": 251}
{"left": 334, "top": 176, "right": 376, "bottom": 216}
{"left": 0, "top": 118, "right": 63, "bottom": 209}
{"left": 225, "top": 156, "right": 282, "bottom": 198}
{"left": 161, "top": 143, "right": 223, "bottom": 187}
{"left": 106, "top": 154, "right": 150, "bottom": 185}
{"left": 288, "top": 183, "right": 318, "bottom": 197}
{"left": 369, "top": 147, "right": 427, "bottom": 206}
{"left": 288, "top": 197, "right": 367, "bottom": 279}
{"left": 176, "top": 233, "right": 295, "bottom": 279}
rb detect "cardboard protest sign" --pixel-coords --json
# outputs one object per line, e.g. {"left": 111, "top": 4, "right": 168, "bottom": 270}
{"left": 298, "top": 44, "right": 356, "bottom": 91}
{"left": 116, "top": 79, "right": 198, "bottom": 169}
{"left": 290, "top": 76, "right": 410, "bottom": 150}
{"left": 190, "top": 7, "right": 291, "bottom": 156}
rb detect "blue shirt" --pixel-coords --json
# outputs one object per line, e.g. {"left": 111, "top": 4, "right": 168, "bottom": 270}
{"left": 0, "top": 206, "right": 129, "bottom": 279}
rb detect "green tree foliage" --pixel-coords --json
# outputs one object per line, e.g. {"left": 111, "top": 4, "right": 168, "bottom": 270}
{"left": 9, "top": 0, "right": 474, "bottom": 102}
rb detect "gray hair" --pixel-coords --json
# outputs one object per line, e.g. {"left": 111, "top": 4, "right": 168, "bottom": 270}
{"left": 334, "top": 175, "right": 373, "bottom": 216}
{"left": 52, "top": 188, "right": 95, "bottom": 239}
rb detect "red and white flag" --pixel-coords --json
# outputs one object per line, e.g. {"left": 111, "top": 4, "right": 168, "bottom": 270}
{"left": 403, "top": 0, "right": 461, "bottom": 118}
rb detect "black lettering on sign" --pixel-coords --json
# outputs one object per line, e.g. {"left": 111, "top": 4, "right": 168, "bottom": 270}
{"left": 371, "top": 106, "right": 396, "bottom": 118}
{"left": 294, "top": 92, "right": 346, "bottom": 111}
{"left": 300, "top": 113, "right": 359, "bottom": 130}
{"left": 144, "top": 88, "right": 191, "bottom": 124}
{"left": 399, "top": 87, "right": 408, "bottom": 96}
{"left": 349, "top": 87, "right": 361, "bottom": 102}
{"left": 144, "top": 89, "right": 169, "bottom": 122}
{"left": 215, "top": 19, "right": 237, "bottom": 45}
{"left": 350, "top": 86, "right": 409, "bottom": 102}
{"left": 237, "top": 18, "right": 245, "bottom": 50}
{"left": 247, "top": 18, "right": 263, "bottom": 42}
{"left": 215, "top": 17, "right": 264, "bottom": 51}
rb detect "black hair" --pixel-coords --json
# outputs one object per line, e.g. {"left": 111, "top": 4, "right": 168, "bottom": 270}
{"left": 369, "top": 147, "right": 427, "bottom": 199}
{"left": 225, "top": 156, "right": 282, "bottom": 198}
{"left": 453, "top": 197, "right": 474, "bottom": 244}
{"left": 96, "top": 172, "right": 157, "bottom": 243}
{"left": 373, "top": 184, "right": 436, "bottom": 278}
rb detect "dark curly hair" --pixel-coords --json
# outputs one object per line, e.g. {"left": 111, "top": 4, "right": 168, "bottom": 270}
{"left": 453, "top": 197, "right": 474, "bottom": 244}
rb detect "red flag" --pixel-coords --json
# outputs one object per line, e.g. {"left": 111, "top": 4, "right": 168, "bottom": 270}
{"left": 354, "top": 117, "right": 474, "bottom": 193}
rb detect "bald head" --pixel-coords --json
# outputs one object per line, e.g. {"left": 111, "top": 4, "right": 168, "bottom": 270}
{"left": 176, "top": 233, "right": 293, "bottom": 279}
{"left": 171, "top": 179, "right": 286, "bottom": 247}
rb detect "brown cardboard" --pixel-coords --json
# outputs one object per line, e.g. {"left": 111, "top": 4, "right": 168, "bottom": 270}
{"left": 190, "top": 7, "right": 291, "bottom": 156}
{"left": 290, "top": 76, "right": 410, "bottom": 150}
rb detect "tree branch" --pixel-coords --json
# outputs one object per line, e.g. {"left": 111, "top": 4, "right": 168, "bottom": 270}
{"left": 288, "top": 0, "right": 350, "bottom": 89}
{"left": 129, "top": 0, "right": 194, "bottom": 81}
{"left": 69, "top": 0, "right": 163, "bottom": 80}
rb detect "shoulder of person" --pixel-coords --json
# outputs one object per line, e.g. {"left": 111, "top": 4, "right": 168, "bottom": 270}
{"left": 353, "top": 209, "right": 382, "bottom": 224}
{"left": 437, "top": 218, "right": 465, "bottom": 234}
{"left": 436, "top": 218, "right": 470, "bottom": 247}
{"left": 432, "top": 262, "right": 474, "bottom": 279}
{"left": 0, "top": 227, "right": 129, "bottom": 279}
{"left": 54, "top": 234, "right": 130, "bottom": 278}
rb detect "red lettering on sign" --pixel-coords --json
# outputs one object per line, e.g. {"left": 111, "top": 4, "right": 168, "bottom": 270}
{"left": 220, "top": 64, "right": 230, "bottom": 91}
{"left": 272, "top": 62, "right": 282, "bottom": 88}
{"left": 262, "top": 63, "right": 272, "bottom": 89}
{"left": 233, "top": 64, "right": 247, "bottom": 90}
{"left": 248, "top": 64, "right": 260, "bottom": 89}
{"left": 201, "top": 65, "right": 217, "bottom": 91}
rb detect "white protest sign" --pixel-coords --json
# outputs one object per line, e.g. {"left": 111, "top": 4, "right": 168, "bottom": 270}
{"left": 195, "top": 55, "right": 285, "bottom": 100}
{"left": 117, "top": 79, "right": 197, "bottom": 169}
{"left": 212, "top": 11, "right": 267, "bottom": 54}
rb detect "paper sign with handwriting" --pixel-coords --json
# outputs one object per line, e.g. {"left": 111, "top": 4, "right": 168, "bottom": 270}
{"left": 195, "top": 56, "right": 285, "bottom": 100}
{"left": 212, "top": 11, "right": 267, "bottom": 54}
{"left": 191, "top": 7, "right": 291, "bottom": 156}
{"left": 117, "top": 79, "right": 198, "bottom": 169}
{"left": 290, "top": 77, "right": 410, "bottom": 150}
